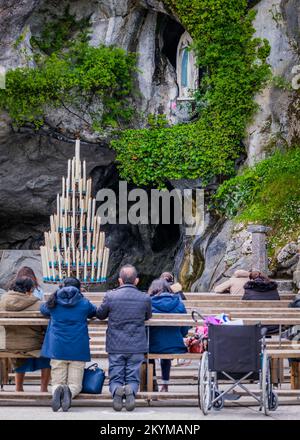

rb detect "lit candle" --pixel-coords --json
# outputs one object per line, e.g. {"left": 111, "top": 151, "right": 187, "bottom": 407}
{"left": 67, "top": 248, "right": 70, "bottom": 277}
{"left": 66, "top": 177, "right": 70, "bottom": 199}
{"left": 86, "top": 179, "right": 91, "bottom": 208}
{"left": 86, "top": 198, "right": 91, "bottom": 232}
{"left": 57, "top": 249, "right": 62, "bottom": 281}
{"left": 57, "top": 195, "right": 60, "bottom": 228}
{"left": 91, "top": 249, "right": 95, "bottom": 281}
{"left": 72, "top": 230, "right": 75, "bottom": 264}
{"left": 50, "top": 246, "right": 56, "bottom": 280}
{"left": 79, "top": 178, "right": 82, "bottom": 200}
{"left": 50, "top": 215, "right": 55, "bottom": 235}
{"left": 91, "top": 198, "right": 96, "bottom": 230}
{"left": 55, "top": 231, "right": 60, "bottom": 252}
{"left": 40, "top": 247, "right": 47, "bottom": 280}
{"left": 71, "top": 158, "right": 74, "bottom": 192}
{"left": 94, "top": 217, "right": 100, "bottom": 257}
{"left": 63, "top": 216, "right": 67, "bottom": 252}
{"left": 72, "top": 195, "right": 76, "bottom": 231}
{"left": 76, "top": 249, "right": 80, "bottom": 279}
{"left": 80, "top": 228, "right": 83, "bottom": 264}
{"left": 92, "top": 218, "right": 97, "bottom": 249}
{"left": 87, "top": 230, "right": 91, "bottom": 264}
{"left": 72, "top": 158, "right": 76, "bottom": 195}
{"left": 60, "top": 196, "right": 64, "bottom": 228}
{"left": 84, "top": 249, "right": 87, "bottom": 281}
{"left": 44, "top": 246, "right": 50, "bottom": 280}
{"left": 83, "top": 160, "right": 86, "bottom": 192}
{"left": 96, "top": 246, "right": 103, "bottom": 281}
{"left": 101, "top": 247, "right": 109, "bottom": 281}
{"left": 67, "top": 159, "right": 71, "bottom": 187}
{"left": 44, "top": 233, "right": 49, "bottom": 276}
{"left": 75, "top": 139, "right": 80, "bottom": 181}
{"left": 62, "top": 177, "right": 65, "bottom": 199}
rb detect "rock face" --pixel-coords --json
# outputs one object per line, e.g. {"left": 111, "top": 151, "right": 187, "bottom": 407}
{"left": 188, "top": 221, "right": 253, "bottom": 292}
{"left": 0, "top": 249, "right": 56, "bottom": 293}
{"left": 245, "top": 0, "right": 300, "bottom": 165}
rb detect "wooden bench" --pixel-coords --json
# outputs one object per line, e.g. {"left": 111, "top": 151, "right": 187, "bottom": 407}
{"left": 1, "top": 301, "right": 300, "bottom": 403}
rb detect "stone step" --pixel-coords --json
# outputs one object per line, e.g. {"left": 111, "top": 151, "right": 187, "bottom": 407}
{"left": 271, "top": 279, "right": 295, "bottom": 292}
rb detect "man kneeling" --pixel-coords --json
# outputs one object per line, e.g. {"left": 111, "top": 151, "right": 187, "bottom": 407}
{"left": 96, "top": 265, "right": 152, "bottom": 411}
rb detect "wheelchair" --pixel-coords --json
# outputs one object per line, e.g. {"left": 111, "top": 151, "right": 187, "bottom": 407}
{"left": 198, "top": 324, "right": 278, "bottom": 415}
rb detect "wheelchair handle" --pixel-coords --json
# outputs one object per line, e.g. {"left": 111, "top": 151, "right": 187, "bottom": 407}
{"left": 192, "top": 310, "right": 205, "bottom": 323}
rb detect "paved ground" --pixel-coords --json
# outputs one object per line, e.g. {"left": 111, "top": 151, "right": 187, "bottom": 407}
{"left": 0, "top": 404, "right": 299, "bottom": 420}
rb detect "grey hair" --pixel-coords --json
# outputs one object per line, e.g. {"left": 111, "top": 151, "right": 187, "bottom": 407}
{"left": 119, "top": 264, "right": 138, "bottom": 284}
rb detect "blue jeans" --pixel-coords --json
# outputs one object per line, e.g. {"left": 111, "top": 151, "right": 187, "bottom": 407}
{"left": 160, "top": 359, "right": 172, "bottom": 384}
{"left": 109, "top": 353, "right": 145, "bottom": 396}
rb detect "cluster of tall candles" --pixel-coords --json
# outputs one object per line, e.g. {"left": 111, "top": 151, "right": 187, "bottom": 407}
{"left": 40, "top": 139, "right": 110, "bottom": 283}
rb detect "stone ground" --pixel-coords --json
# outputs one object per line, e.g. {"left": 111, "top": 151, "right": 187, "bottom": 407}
{"left": 0, "top": 404, "right": 300, "bottom": 420}
{"left": 1, "top": 359, "right": 299, "bottom": 420}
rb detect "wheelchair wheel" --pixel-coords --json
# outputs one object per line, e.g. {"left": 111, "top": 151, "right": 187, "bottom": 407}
{"left": 262, "top": 351, "right": 277, "bottom": 415}
{"left": 212, "top": 390, "right": 224, "bottom": 411}
{"left": 198, "top": 351, "right": 211, "bottom": 415}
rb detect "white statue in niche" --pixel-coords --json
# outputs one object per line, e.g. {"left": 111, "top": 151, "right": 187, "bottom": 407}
{"left": 176, "top": 31, "right": 199, "bottom": 100}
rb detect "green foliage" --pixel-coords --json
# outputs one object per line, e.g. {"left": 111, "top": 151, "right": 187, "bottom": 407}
{"left": 272, "top": 75, "right": 292, "bottom": 91}
{"left": 30, "top": 6, "right": 90, "bottom": 55}
{"left": 214, "top": 148, "right": 300, "bottom": 250}
{"left": 112, "top": 0, "right": 271, "bottom": 186}
{"left": 0, "top": 42, "right": 137, "bottom": 130}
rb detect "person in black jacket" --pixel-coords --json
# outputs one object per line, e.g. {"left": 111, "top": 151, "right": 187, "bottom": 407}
{"left": 242, "top": 271, "right": 280, "bottom": 336}
{"left": 242, "top": 271, "right": 280, "bottom": 301}
{"left": 96, "top": 265, "right": 152, "bottom": 412}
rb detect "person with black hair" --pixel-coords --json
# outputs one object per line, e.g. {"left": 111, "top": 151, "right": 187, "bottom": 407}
{"left": 148, "top": 279, "right": 189, "bottom": 392}
{"left": 0, "top": 276, "right": 50, "bottom": 392}
{"left": 40, "top": 277, "right": 97, "bottom": 412}
{"left": 160, "top": 272, "right": 186, "bottom": 300}
{"left": 96, "top": 264, "right": 152, "bottom": 412}
{"left": 242, "top": 271, "right": 280, "bottom": 301}
{"left": 242, "top": 271, "right": 280, "bottom": 336}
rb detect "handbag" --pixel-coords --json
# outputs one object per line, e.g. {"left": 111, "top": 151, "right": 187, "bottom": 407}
{"left": 186, "top": 311, "right": 226, "bottom": 354}
{"left": 186, "top": 334, "right": 208, "bottom": 353}
{"left": 82, "top": 363, "right": 105, "bottom": 394}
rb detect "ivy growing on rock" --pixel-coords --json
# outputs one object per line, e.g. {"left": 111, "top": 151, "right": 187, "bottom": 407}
{"left": 0, "top": 42, "right": 137, "bottom": 130}
{"left": 0, "top": 8, "right": 138, "bottom": 131}
{"left": 112, "top": 0, "right": 271, "bottom": 187}
{"left": 30, "top": 5, "right": 91, "bottom": 55}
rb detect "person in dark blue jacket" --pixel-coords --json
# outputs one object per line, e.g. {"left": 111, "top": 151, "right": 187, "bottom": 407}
{"left": 40, "top": 277, "right": 97, "bottom": 412}
{"left": 148, "top": 279, "right": 189, "bottom": 392}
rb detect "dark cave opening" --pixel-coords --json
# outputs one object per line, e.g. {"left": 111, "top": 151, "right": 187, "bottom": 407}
{"left": 160, "top": 15, "right": 185, "bottom": 69}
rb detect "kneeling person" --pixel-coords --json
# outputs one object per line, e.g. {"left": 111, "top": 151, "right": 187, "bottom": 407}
{"left": 40, "top": 277, "right": 97, "bottom": 412}
{"left": 96, "top": 265, "right": 152, "bottom": 411}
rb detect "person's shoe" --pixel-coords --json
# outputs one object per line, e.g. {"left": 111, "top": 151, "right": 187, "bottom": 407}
{"left": 113, "top": 386, "right": 124, "bottom": 411}
{"left": 160, "top": 384, "right": 169, "bottom": 393}
{"left": 61, "top": 385, "right": 72, "bottom": 412}
{"left": 52, "top": 385, "right": 64, "bottom": 412}
{"left": 124, "top": 385, "right": 135, "bottom": 411}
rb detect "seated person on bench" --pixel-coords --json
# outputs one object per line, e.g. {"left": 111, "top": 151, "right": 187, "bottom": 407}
{"left": 148, "top": 279, "right": 190, "bottom": 392}
{"left": 242, "top": 271, "right": 280, "bottom": 301}
{"left": 160, "top": 272, "right": 186, "bottom": 300}
{"left": 242, "top": 271, "right": 280, "bottom": 335}
{"left": 214, "top": 270, "right": 250, "bottom": 295}
{"left": 0, "top": 276, "right": 50, "bottom": 392}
